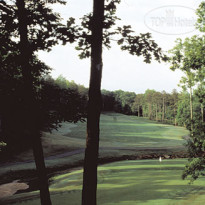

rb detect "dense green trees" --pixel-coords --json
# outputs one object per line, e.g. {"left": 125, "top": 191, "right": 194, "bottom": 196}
{"left": 92, "top": 86, "right": 190, "bottom": 126}
{"left": 0, "top": 0, "right": 85, "bottom": 204}
{"left": 42, "top": 74, "right": 203, "bottom": 131}
{"left": 0, "top": 0, "right": 80, "bottom": 147}
{"left": 46, "top": 74, "right": 203, "bottom": 132}
{"left": 169, "top": 2, "right": 205, "bottom": 183}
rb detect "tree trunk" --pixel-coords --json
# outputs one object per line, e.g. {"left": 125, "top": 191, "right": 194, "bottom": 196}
{"left": 156, "top": 104, "right": 158, "bottom": 121}
{"left": 148, "top": 103, "right": 152, "bottom": 119}
{"left": 138, "top": 105, "right": 140, "bottom": 117}
{"left": 82, "top": 0, "right": 104, "bottom": 204}
{"left": 162, "top": 97, "right": 165, "bottom": 122}
{"left": 201, "top": 103, "right": 204, "bottom": 123}
{"left": 190, "top": 87, "right": 193, "bottom": 130}
{"left": 16, "top": 1, "right": 51, "bottom": 204}
{"left": 174, "top": 107, "right": 177, "bottom": 126}
{"left": 164, "top": 104, "right": 167, "bottom": 122}
{"left": 33, "top": 132, "right": 52, "bottom": 205}
{"left": 142, "top": 105, "right": 145, "bottom": 117}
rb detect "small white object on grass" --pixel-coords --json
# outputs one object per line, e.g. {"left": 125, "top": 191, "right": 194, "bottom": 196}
{"left": 159, "top": 156, "right": 162, "bottom": 162}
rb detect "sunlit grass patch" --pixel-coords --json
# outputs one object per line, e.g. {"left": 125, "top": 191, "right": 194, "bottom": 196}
{"left": 8, "top": 159, "right": 205, "bottom": 205}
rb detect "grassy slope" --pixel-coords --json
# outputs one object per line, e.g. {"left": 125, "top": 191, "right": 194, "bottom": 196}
{"left": 9, "top": 159, "right": 205, "bottom": 205}
{"left": 100, "top": 113, "right": 188, "bottom": 148}
{"left": 63, "top": 112, "right": 188, "bottom": 148}
{"left": 0, "top": 112, "right": 189, "bottom": 176}
{"left": 0, "top": 113, "right": 194, "bottom": 204}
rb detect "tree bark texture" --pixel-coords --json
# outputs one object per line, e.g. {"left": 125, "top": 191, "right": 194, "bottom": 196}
{"left": 82, "top": 0, "right": 104, "bottom": 205}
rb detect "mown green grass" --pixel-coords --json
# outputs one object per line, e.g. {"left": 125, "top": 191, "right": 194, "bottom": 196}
{"left": 10, "top": 159, "right": 205, "bottom": 205}
{"left": 0, "top": 113, "right": 190, "bottom": 204}
{"left": 0, "top": 113, "right": 189, "bottom": 177}
{"left": 64, "top": 112, "right": 189, "bottom": 148}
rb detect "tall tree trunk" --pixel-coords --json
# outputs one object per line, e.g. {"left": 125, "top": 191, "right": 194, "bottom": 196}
{"left": 148, "top": 103, "right": 152, "bottom": 119}
{"left": 162, "top": 97, "right": 165, "bottom": 122}
{"left": 156, "top": 104, "right": 158, "bottom": 121}
{"left": 142, "top": 105, "right": 145, "bottom": 117}
{"left": 174, "top": 107, "right": 177, "bottom": 126}
{"left": 32, "top": 132, "right": 52, "bottom": 205}
{"left": 138, "top": 105, "right": 140, "bottom": 117}
{"left": 190, "top": 87, "right": 193, "bottom": 130}
{"left": 82, "top": 0, "right": 104, "bottom": 204}
{"left": 16, "top": 1, "right": 51, "bottom": 204}
{"left": 164, "top": 104, "right": 167, "bottom": 122}
{"left": 201, "top": 103, "right": 204, "bottom": 123}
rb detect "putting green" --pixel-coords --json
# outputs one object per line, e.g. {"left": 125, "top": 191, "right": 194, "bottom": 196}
{"left": 12, "top": 159, "right": 205, "bottom": 205}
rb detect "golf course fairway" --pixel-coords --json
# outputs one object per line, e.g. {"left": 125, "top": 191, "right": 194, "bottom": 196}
{"left": 9, "top": 159, "right": 205, "bottom": 205}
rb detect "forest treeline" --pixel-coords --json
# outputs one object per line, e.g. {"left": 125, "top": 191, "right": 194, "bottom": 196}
{"left": 2, "top": 69, "right": 200, "bottom": 152}
{"left": 51, "top": 75, "right": 204, "bottom": 131}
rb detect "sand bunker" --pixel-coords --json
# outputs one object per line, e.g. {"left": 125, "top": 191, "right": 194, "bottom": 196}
{"left": 0, "top": 180, "right": 29, "bottom": 198}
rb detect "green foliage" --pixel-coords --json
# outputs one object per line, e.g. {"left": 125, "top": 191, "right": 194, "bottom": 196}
{"left": 0, "top": 0, "right": 77, "bottom": 51}
{"left": 0, "top": 141, "right": 6, "bottom": 151}
{"left": 118, "top": 29, "right": 167, "bottom": 63}
{"left": 0, "top": 0, "right": 86, "bottom": 152}
{"left": 196, "top": 2, "right": 205, "bottom": 33}
{"left": 182, "top": 122, "right": 205, "bottom": 182}
{"left": 171, "top": 2, "right": 205, "bottom": 183}
{"left": 169, "top": 36, "right": 205, "bottom": 71}
{"left": 38, "top": 76, "right": 87, "bottom": 131}
{"left": 101, "top": 90, "right": 116, "bottom": 111}
{"left": 75, "top": 0, "right": 167, "bottom": 62}
{"left": 176, "top": 93, "right": 191, "bottom": 128}
{"left": 101, "top": 88, "right": 183, "bottom": 125}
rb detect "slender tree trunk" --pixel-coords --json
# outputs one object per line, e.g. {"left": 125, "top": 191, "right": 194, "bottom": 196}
{"left": 164, "top": 104, "right": 166, "bottom": 122}
{"left": 174, "top": 118, "right": 177, "bottom": 126}
{"left": 156, "top": 104, "right": 158, "bottom": 121}
{"left": 174, "top": 107, "right": 177, "bottom": 126}
{"left": 138, "top": 105, "right": 140, "bottom": 117}
{"left": 16, "top": 1, "right": 51, "bottom": 204}
{"left": 201, "top": 103, "right": 204, "bottom": 123}
{"left": 82, "top": 0, "right": 104, "bottom": 204}
{"left": 142, "top": 105, "right": 145, "bottom": 117}
{"left": 148, "top": 103, "right": 151, "bottom": 119}
{"left": 190, "top": 87, "right": 193, "bottom": 130}
{"left": 33, "top": 132, "right": 52, "bottom": 205}
{"left": 162, "top": 97, "right": 165, "bottom": 122}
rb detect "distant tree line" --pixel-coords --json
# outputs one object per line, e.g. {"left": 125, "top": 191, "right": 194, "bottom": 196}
{"left": 102, "top": 88, "right": 204, "bottom": 129}
{"left": 50, "top": 76, "right": 204, "bottom": 131}
{"left": 1, "top": 67, "right": 202, "bottom": 153}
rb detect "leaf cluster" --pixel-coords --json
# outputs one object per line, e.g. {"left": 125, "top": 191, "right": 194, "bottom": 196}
{"left": 75, "top": 0, "right": 167, "bottom": 63}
